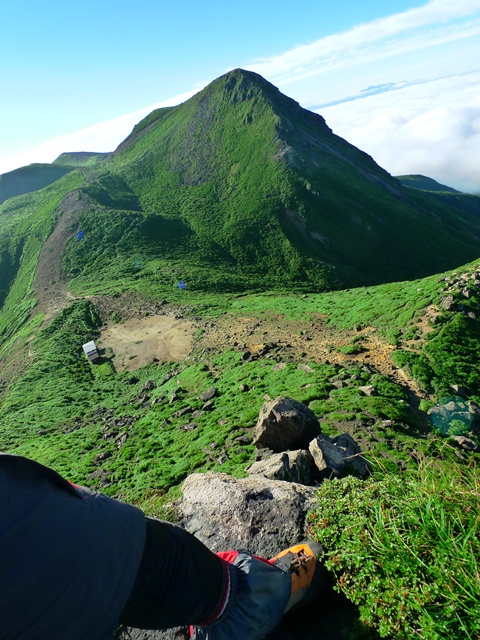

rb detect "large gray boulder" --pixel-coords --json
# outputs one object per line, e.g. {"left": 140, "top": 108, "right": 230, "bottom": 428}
{"left": 246, "top": 449, "right": 313, "bottom": 485}
{"left": 253, "top": 397, "right": 321, "bottom": 452}
{"left": 178, "top": 472, "right": 315, "bottom": 558}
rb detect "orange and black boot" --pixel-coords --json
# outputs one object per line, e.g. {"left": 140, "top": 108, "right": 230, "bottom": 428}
{"left": 269, "top": 541, "right": 328, "bottom": 612}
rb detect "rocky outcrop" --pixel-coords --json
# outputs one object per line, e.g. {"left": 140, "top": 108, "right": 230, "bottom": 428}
{"left": 250, "top": 397, "right": 370, "bottom": 482}
{"left": 253, "top": 396, "right": 321, "bottom": 451}
{"left": 178, "top": 472, "right": 315, "bottom": 558}
{"left": 122, "top": 468, "right": 356, "bottom": 640}
{"left": 122, "top": 397, "right": 367, "bottom": 640}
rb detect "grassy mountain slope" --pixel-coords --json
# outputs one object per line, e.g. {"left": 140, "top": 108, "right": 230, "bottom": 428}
{"left": 53, "top": 69, "right": 480, "bottom": 299}
{"left": 1, "top": 258, "right": 478, "bottom": 500}
{"left": 1, "top": 70, "right": 480, "bottom": 323}
{"left": 0, "top": 70, "right": 479, "bottom": 640}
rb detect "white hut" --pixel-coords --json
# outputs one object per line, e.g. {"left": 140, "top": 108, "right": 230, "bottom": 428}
{"left": 82, "top": 340, "right": 99, "bottom": 362}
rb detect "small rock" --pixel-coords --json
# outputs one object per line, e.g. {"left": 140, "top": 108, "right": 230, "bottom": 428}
{"left": 450, "top": 384, "right": 467, "bottom": 397}
{"left": 200, "top": 387, "right": 217, "bottom": 402}
{"left": 440, "top": 295, "right": 456, "bottom": 311}
{"left": 297, "top": 364, "right": 314, "bottom": 373}
{"left": 449, "top": 435, "right": 478, "bottom": 451}
{"left": 358, "top": 385, "right": 376, "bottom": 396}
{"left": 174, "top": 407, "right": 193, "bottom": 418}
{"left": 179, "top": 423, "right": 198, "bottom": 432}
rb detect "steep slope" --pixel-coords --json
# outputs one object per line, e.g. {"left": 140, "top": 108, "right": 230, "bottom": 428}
{"left": 0, "top": 170, "right": 87, "bottom": 342}
{"left": 61, "top": 69, "right": 480, "bottom": 296}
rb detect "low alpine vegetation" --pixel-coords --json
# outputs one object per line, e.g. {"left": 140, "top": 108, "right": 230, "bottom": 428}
{"left": 308, "top": 448, "right": 480, "bottom": 639}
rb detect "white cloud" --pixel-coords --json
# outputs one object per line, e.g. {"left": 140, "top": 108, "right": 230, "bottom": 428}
{"left": 319, "top": 71, "right": 480, "bottom": 193}
{"left": 246, "top": 0, "right": 480, "bottom": 86}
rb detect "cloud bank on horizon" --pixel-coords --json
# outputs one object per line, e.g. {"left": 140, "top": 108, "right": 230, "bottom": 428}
{"left": 1, "top": 0, "right": 479, "bottom": 193}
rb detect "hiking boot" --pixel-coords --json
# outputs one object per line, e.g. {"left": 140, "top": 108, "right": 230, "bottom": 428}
{"left": 269, "top": 541, "right": 328, "bottom": 612}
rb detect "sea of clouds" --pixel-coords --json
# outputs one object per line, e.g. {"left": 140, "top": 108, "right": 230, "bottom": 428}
{"left": 319, "top": 70, "right": 480, "bottom": 194}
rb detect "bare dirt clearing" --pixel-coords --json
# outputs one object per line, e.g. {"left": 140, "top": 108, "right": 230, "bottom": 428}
{"left": 198, "top": 311, "right": 428, "bottom": 404}
{"left": 98, "top": 315, "right": 196, "bottom": 372}
{"left": 200, "top": 313, "right": 395, "bottom": 374}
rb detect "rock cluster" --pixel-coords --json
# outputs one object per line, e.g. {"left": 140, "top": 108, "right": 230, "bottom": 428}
{"left": 438, "top": 265, "right": 480, "bottom": 319}
{"left": 249, "top": 396, "right": 370, "bottom": 483}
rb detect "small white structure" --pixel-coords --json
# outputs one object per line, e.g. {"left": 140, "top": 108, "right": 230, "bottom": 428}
{"left": 82, "top": 340, "right": 99, "bottom": 362}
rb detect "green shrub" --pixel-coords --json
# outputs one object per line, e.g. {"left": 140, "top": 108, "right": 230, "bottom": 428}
{"left": 308, "top": 454, "right": 480, "bottom": 639}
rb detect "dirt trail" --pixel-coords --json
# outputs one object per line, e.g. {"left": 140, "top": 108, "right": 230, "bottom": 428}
{"left": 33, "top": 190, "right": 87, "bottom": 319}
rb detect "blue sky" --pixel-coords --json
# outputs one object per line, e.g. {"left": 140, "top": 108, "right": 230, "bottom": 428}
{"left": 1, "top": 0, "right": 479, "bottom": 192}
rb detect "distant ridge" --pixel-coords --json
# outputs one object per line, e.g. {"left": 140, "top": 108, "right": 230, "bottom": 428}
{"left": 0, "top": 163, "right": 74, "bottom": 205}
{"left": 52, "top": 152, "right": 110, "bottom": 167}
{"left": 0, "top": 152, "right": 109, "bottom": 205}
{"left": 396, "top": 174, "right": 460, "bottom": 193}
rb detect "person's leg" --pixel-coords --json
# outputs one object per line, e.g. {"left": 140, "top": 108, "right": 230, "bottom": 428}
{"left": 120, "top": 519, "right": 323, "bottom": 640}
{"left": 191, "top": 550, "right": 291, "bottom": 640}
{"left": 119, "top": 518, "right": 228, "bottom": 630}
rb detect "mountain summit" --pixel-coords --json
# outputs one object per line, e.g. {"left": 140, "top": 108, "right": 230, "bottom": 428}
{"left": 1, "top": 69, "right": 480, "bottom": 310}
{"left": 95, "top": 68, "right": 479, "bottom": 290}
